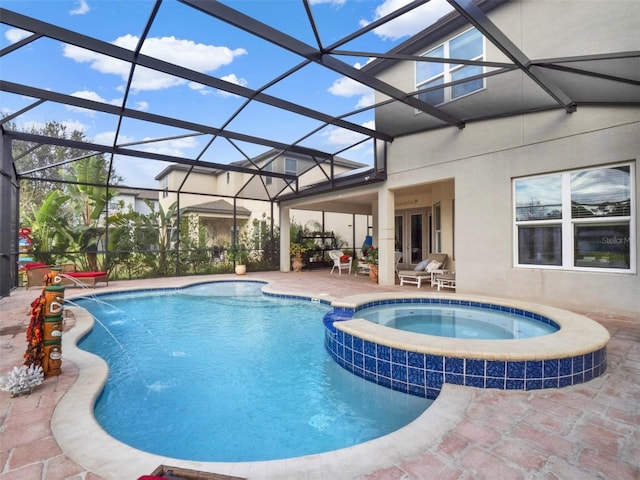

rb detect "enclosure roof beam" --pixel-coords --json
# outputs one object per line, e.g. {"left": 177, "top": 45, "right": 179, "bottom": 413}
{"left": 181, "top": 0, "right": 465, "bottom": 129}
{"left": 7, "top": 130, "right": 298, "bottom": 181}
{"left": 447, "top": 0, "right": 576, "bottom": 113}
{"left": 0, "top": 8, "right": 391, "bottom": 143}
{"left": 0, "top": 80, "right": 335, "bottom": 160}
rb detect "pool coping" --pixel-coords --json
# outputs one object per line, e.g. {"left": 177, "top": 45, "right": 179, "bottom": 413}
{"left": 52, "top": 281, "right": 609, "bottom": 479}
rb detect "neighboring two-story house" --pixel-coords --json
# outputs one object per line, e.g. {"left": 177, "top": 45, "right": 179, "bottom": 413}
{"left": 279, "top": 0, "right": 638, "bottom": 314}
{"left": 110, "top": 188, "right": 159, "bottom": 216}
{"left": 154, "top": 149, "right": 372, "bottom": 252}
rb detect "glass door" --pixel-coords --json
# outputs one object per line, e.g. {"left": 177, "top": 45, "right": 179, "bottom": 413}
{"left": 395, "top": 211, "right": 428, "bottom": 268}
{"left": 410, "top": 213, "right": 424, "bottom": 265}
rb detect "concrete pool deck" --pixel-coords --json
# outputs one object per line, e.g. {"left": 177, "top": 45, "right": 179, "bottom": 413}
{"left": 0, "top": 270, "right": 638, "bottom": 479}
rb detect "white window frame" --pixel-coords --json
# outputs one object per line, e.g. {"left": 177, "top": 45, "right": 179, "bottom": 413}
{"left": 162, "top": 177, "right": 169, "bottom": 198}
{"left": 415, "top": 27, "right": 485, "bottom": 108}
{"left": 434, "top": 202, "right": 442, "bottom": 253}
{"left": 513, "top": 162, "right": 635, "bottom": 273}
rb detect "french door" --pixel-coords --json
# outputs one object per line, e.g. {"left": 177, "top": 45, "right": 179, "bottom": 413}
{"left": 395, "top": 210, "right": 429, "bottom": 269}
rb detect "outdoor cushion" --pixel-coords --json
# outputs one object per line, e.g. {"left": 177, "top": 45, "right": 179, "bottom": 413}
{"left": 414, "top": 260, "right": 429, "bottom": 271}
{"left": 340, "top": 254, "right": 351, "bottom": 263}
{"left": 25, "top": 263, "right": 47, "bottom": 269}
{"left": 426, "top": 261, "right": 443, "bottom": 272}
{"left": 67, "top": 271, "right": 107, "bottom": 278}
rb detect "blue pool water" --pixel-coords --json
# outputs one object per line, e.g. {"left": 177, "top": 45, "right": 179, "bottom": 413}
{"left": 355, "top": 303, "right": 558, "bottom": 339}
{"left": 76, "top": 282, "right": 431, "bottom": 462}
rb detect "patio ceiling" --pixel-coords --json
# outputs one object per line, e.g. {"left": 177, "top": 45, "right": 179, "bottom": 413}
{"left": 1, "top": 0, "right": 638, "bottom": 204}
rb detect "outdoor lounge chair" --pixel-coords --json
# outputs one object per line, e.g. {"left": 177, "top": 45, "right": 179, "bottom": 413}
{"left": 24, "top": 263, "right": 75, "bottom": 289}
{"left": 60, "top": 271, "right": 109, "bottom": 288}
{"left": 328, "top": 250, "right": 352, "bottom": 275}
{"left": 24, "top": 263, "right": 108, "bottom": 289}
{"left": 397, "top": 253, "right": 448, "bottom": 288}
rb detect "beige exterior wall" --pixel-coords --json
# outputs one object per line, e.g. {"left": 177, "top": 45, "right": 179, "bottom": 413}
{"left": 384, "top": 107, "right": 639, "bottom": 315}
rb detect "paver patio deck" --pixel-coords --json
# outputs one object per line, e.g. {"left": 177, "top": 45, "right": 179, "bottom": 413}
{"left": 1, "top": 270, "right": 638, "bottom": 479}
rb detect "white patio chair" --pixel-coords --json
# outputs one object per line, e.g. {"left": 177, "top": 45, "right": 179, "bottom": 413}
{"left": 328, "top": 250, "right": 352, "bottom": 275}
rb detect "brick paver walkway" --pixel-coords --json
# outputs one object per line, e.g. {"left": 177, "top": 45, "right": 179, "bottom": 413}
{"left": 1, "top": 271, "right": 638, "bottom": 479}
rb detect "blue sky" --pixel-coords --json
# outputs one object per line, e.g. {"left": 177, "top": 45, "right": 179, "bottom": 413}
{"left": 1, "top": 0, "right": 454, "bottom": 188}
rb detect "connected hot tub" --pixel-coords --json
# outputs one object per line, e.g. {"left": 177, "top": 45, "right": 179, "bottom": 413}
{"left": 323, "top": 293, "right": 609, "bottom": 399}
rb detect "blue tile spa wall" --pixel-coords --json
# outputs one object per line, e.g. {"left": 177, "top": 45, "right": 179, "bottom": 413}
{"left": 323, "top": 303, "right": 607, "bottom": 400}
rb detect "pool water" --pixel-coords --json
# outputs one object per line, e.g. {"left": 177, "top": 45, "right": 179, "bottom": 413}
{"left": 356, "top": 303, "right": 558, "bottom": 339}
{"left": 76, "top": 282, "right": 431, "bottom": 462}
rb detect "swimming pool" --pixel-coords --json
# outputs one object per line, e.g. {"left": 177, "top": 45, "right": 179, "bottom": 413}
{"left": 74, "top": 282, "right": 431, "bottom": 462}
{"left": 354, "top": 302, "right": 558, "bottom": 339}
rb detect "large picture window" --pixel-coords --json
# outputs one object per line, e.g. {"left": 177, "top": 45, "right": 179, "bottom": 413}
{"left": 416, "top": 28, "right": 484, "bottom": 106}
{"left": 514, "top": 164, "right": 634, "bottom": 271}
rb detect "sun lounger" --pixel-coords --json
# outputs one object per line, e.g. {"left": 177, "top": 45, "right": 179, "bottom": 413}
{"left": 60, "top": 271, "right": 109, "bottom": 288}
{"left": 24, "top": 263, "right": 108, "bottom": 289}
{"left": 398, "top": 253, "right": 448, "bottom": 288}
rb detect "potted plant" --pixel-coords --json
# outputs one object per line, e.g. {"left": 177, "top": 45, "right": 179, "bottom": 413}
{"left": 290, "top": 243, "right": 309, "bottom": 273}
{"left": 363, "top": 246, "right": 379, "bottom": 282}
{"left": 226, "top": 240, "right": 249, "bottom": 275}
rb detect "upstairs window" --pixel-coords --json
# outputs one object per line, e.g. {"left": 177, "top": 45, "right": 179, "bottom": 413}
{"left": 416, "top": 27, "right": 484, "bottom": 106}
{"left": 263, "top": 162, "right": 272, "bottom": 185}
{"left": 284, "top": 157, "right": 297, "bottom": 175}
{"left": 284, "top": 158, "right": 297, "bottom": 189}
{"left": 162, "top": 176, "right": 169, "bottom": 198}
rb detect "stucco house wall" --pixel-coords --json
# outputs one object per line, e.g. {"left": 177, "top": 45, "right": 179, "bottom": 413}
{"left": 385, "top": 107, "right": 639, "bottom": 315}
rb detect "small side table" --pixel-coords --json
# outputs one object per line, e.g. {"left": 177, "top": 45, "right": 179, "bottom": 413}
{"left": 435, "top": 272, "right": 456, "bottom": 291}
{"left": 430, "top": 269, "right": 450, "bottom": 287}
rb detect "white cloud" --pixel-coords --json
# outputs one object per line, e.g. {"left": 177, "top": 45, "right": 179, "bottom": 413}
{"left": 70, "top": 0, "right": 90, "bottom": 15}
{"left": 63, "top": 35, "right": 247, "bottom": 92}
{"left": 328, "top": 70, "right": 374, "bottom": 109}
{"left": 67, "top": 90, "right": 123, "bottom": 115}
{"left": 20, "top": 119, "right": 88, "bottom": 134}
{"left": 5, "top": 28, "right": 32, "bottom": 44}
{"left": 328, "top": 76, "right": 369, "bottom": 98}
{"left": 187, "top": 72, "right": 248, "bottom": 97}
{"left": 71, "top": 90, "right": 107, "bottom": 103}
{"left": 360, "top": 0, "right": 453, "bottom": 41}
{"left": 309, "top": 0, "right": 346, "bottom": 6}
{"left": 355, "top": 92, "right": 375, "bottom": 109}
{"left": 112, "top": 158, "right": 162, "bottom": 188}
{"left": 215, "top": 73, "right": 249, "bottom": 97}
{"left": 138, "top": 136, "right": 201, "bottom": 157}
{"left": 322, "top": 120, "right": 375, "bottom": 149}
{"left": 93, "top": 131, "right": 139, "bottom": 147}
{"left": 188, "top": 83, "right": 208, "bottom": 94}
